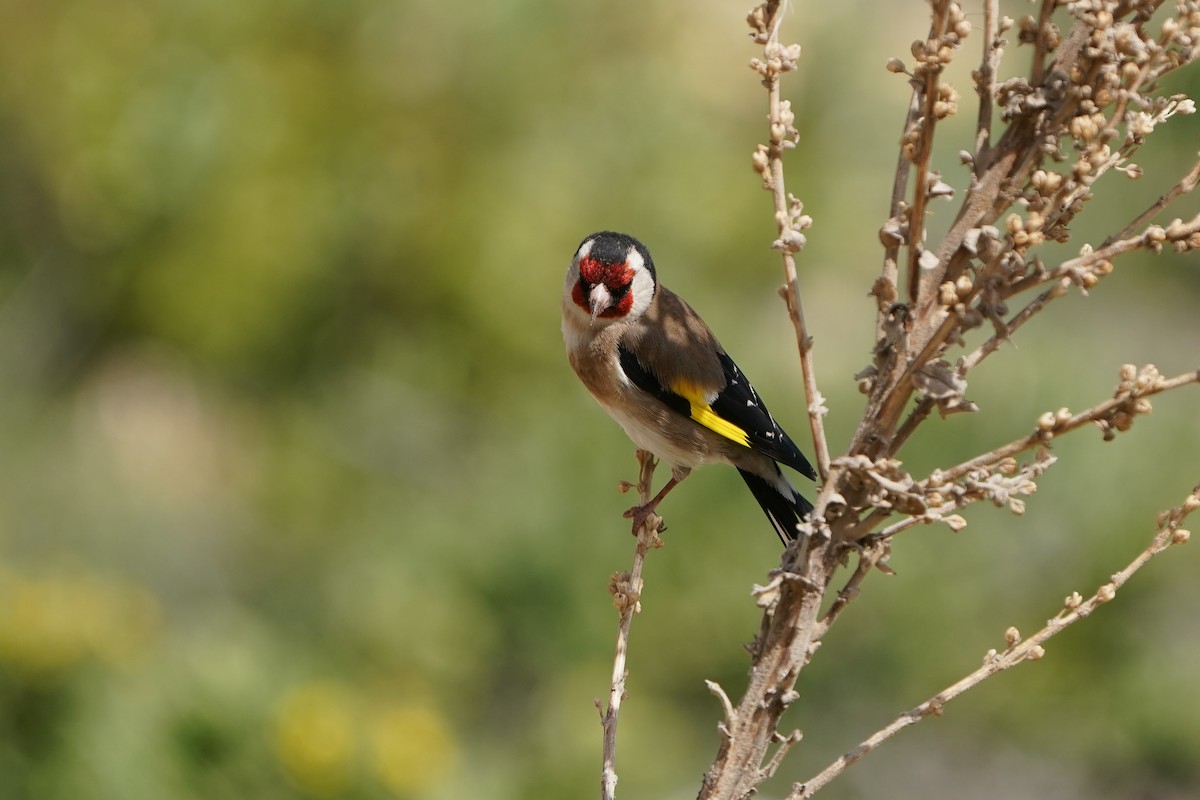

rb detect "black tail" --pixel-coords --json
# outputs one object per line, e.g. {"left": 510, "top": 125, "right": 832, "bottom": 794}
{"left": 737, "top": 468, "right": 813, "bottom": 545}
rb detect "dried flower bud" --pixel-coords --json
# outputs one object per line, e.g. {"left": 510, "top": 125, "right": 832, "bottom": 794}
{"left": 1069, "top": 113, "right": 1100, "bottom": 142}
{"left": 927, "top": 176, "right": 955, "bottom": 199}
{"left": 778, "top": 100, "right": 796, "bottom": 129}
{"left": 1132, "top": 364, "right": 1161, "bottom": 388}
{"left": 1064, "top": 591, "right": 1083, "bottom": 609}
{"left": 1027, "top": 645, "right": 1046, "bottom": 661}
{"left": 934, "top": 84, "right": 959, "bottom": 119}
{"left": 939, "top": 281, "right": 958, "bottom": 306}
{"left": 1165, "top": 218, "right": 1190, "bottom": 239}
{"left": 1097, "top": 583, "right": 1117, "bottom": 603}
{"left": 751, "top": 145, "right": 770, "bottom": 175}
{"left": 1005, "top": 626, "right": 1021, "bottom": 646}
{"left": 1031, "top": 169, "right": 1065, "bottom": 194}
{"left": 773, "top": 229, "right": 807, "bottom": 253}
{"left": 1128, "top": 111, "right": 1156, "bottom": 140}
{"left": 746, "top": 6, "right": 768, "bottom": 34}
{"left": 1174, "top": 528, "right": 1192, "bottom": 545}
{"left": 1038, "top": 411, "right": 1057, "bottom": 431}
{"left": 879, "top": 217, "right": 905, "bottom": 246}
{"left": 943, "top": 514, "right": 968, "bottom": 532}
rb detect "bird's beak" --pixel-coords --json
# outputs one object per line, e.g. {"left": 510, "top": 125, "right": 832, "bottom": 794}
{"left": 588, "top": 283, "right": 613, "bottom": 322}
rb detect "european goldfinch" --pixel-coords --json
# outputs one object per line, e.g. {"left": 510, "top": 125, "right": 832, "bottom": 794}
{"left": 562, "top": 231, "right": 816, "bottom": 544}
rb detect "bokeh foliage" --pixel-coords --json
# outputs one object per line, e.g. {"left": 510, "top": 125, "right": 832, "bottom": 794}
{"left": 0, "top": 1, "right": 1197, "bottom": 798}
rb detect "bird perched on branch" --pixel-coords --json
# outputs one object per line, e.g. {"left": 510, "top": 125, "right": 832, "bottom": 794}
{"left": 562, "top": 231, "right": 816, "bottom": 544}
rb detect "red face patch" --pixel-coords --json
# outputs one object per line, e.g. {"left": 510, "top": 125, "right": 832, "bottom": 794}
{"left": 575, "top": 256, "right": 636, "bottom": 318}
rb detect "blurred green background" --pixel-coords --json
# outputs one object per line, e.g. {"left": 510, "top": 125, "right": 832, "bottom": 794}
{"left": 1, "top": 1, "right": 1198, "bottom": 798}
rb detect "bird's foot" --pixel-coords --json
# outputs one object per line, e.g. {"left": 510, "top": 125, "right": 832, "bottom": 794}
{"left": 623, "top": 503, "right": 666, "bottom": 536}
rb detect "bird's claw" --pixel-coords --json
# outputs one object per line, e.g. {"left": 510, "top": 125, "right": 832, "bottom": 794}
{"left": 623, "top": 504, "right": 666, "bottom": 536}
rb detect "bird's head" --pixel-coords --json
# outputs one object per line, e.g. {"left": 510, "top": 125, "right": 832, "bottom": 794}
{"left": 565, "top": 231, "right": 657, "bottom": 325}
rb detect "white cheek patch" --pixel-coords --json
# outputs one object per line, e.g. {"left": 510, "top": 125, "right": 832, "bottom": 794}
{"left": 624, "top": 246, "right": 644, "bottom": 273}
{"left": 621, "top": 244, "right": 654, "bottom": 318}
{"left": 576, "top": 238, "right": 595, "bottom": 262}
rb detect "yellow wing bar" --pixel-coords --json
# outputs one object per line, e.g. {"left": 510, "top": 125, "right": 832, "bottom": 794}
{"left": 671, "top": 380, "right": 751, "bottom": 448}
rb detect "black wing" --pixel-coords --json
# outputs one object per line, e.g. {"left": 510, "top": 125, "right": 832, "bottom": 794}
{"left": 711, "top": 352, "right": 816, "bottom": 479}
{"left": 618, "top": 343, "right": 816, "bottom": 480}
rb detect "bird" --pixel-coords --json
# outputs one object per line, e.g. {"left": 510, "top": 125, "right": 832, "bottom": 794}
{"left": 561, "top": 231, "right": 816, "bottom": 544}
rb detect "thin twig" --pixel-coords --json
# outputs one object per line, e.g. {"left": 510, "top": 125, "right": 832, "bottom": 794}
{"left": 1028, "top": 0, "right": 1058, "bottom": 87}
{"left": 906, "top": 1, "right": 954, "bottom": 306}
{"left": 815, "top": 539, "right": 890, "bottom": 636}
{"left": 875, "top": 91, "right": 921, "bottom": 341}
{"left": 1106, "top": 157, "right": 1200, "bottom": 246}
{"left": 599, "top": 449, "right": 663, "bottom": 800}
{"left": 757, "top": 6, "right": 832, "bottom": 482}
{"left": 956, "top": 278, "right": 1067, "bottom": 374}
{"left": 960, "top": 206, "right": 1200, "bottom": 377}
{"left": 973, "top": 0, "right": 1001, "bottom": 167}
{"left": 791, "top": 482, "right": 1200, "bottom": 799}
{"left": 890, "top": 397, "right": 935, "bottom": 456}
{"left": 780, "top": 278, "right": 830, "bottom": 482}
{"left": 936, "top": 368, "right": 1199, "bottom": 486}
